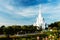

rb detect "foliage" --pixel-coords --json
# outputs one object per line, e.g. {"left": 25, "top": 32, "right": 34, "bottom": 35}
{"left": 0, "top": 25, "right": 38, "bottom": 35}
{"left": 48, "top": 21, "right": 60, "bottom": 30}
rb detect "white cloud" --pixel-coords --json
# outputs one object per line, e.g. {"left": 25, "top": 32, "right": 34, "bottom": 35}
{"left": 41, "top": 3, "right": 60, "bottom": 23}
{"left": 0, "top": 0, "right": 40, "bottom": 26}
{"left": 16, "top": 7, "right": 39, "bottom": 17}
{"left": 0, "top": 0, "right": 39, "bottom": 17}
{"left": 1, "top": 0, "right": 60, "bottom": 25}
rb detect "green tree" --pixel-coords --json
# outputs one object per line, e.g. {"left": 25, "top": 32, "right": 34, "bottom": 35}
{"left": 0, "top": 25, "right": 5, "bottom": 34}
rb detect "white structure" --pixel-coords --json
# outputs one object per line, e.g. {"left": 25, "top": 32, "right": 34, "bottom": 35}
{"left": 33, "top": 6, "right": 45, "bottom": 30}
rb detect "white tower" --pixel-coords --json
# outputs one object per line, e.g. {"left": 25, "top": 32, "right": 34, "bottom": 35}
{"left": 33, "top": 5, "right": 45, "bottom": 30}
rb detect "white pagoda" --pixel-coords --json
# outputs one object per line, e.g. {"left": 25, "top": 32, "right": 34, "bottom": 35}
{"left": 33, "top": 6, "right": 45, "bottom": 30}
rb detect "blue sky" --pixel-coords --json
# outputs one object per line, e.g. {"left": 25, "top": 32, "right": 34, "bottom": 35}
{"left": 0, "top": 0, "right": 60, "bottom": 26}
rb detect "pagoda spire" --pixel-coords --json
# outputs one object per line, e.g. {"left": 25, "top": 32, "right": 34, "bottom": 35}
{"left": 33, "top": 5, "right": 45, "bottom": 30}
